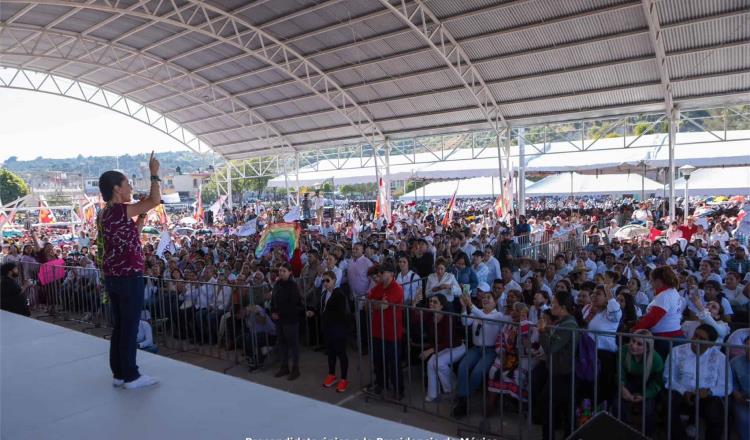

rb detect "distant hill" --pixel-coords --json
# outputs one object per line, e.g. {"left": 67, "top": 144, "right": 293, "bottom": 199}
{"left": 2, "top": 151, "right": 222, "bottom": 179}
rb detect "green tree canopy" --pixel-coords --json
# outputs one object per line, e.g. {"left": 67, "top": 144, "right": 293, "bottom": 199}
{"left": 0, "top": 168, "right": 30, "bottom": 203}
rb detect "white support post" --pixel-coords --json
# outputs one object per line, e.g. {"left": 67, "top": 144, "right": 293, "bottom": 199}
{"left": 668, "top": 109, "right": 677, "bottom": 221}
{"left": 518, "top": 127, "right": 526, "bottom": 215}
{"left": 384, "top": 140, "right": 392, "bottom": 221}
{"left": 227, "top": 164, "right": 233, "bottom": 209}
{"left": 496, "top": 129, "right": 505, "bottom": 213}
{"left": 283, "top": 156, "right": 291, "bottom": 207}
{"left": 295, "top": 152, "right": 301, "bottom": 206}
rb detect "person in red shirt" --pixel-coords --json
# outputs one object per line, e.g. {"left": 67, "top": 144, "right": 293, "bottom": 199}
{"left": 366, "top": 263, "right": 405, "bottom": 398}
{"left": 678, "top": 216, "right": 698, "bottom": 243}
{"left": 647, "top": 220, "right": 663, "bottom": 242}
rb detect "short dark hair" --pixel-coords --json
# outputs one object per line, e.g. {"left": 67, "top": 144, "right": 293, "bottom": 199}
{"left": 1, "top": 262, "right": 17, "bottom": 278}
{"left": 98, "top": 170, "right": 128, "bottom": 202}
{"left": 694, "top": 323, "right": 718, "bottom": 342}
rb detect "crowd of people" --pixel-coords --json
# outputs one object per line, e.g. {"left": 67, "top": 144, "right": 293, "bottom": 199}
{"left": 1, "top": 195, "right": 748, "bottom": 439}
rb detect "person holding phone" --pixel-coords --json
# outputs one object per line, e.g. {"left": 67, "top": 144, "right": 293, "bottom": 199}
{"left": 97, "top": 152, "right": 161, "bottom": 390}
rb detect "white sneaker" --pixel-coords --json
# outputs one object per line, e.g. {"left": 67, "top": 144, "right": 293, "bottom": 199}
{"left": 123, "top": 374, "right": 160, "bottom": 390}
{"left": 425, "top": 395, "right": 437, "bottom": 403}
{"left": 112, "top": 379, "right": 124, "bottom": 387}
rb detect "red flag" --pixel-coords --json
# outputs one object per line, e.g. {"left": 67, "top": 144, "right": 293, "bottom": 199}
{"left": 154, "top": 204, "right": 169, "bottom": 226}
{"left": 441, "top": 185, "right": 458, "bottom": 227}
{"left": 194, "top": 188, "right": 204, "bottom": 221}
{"left": 39, "top": 202, "right": 55, "bottom": 224}
{"left": 0, "top": 211, "right": 14, "bottom": 226}
{"left": 494, "top": 192, "right": 504, "bottom": 217}
{"left": 374, "top": 178, "right": 382, "bottom": 218}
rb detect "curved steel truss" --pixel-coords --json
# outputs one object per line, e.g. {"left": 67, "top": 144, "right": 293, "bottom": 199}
{"left": 0, "top": 66, "right": 210, "bottom": 154}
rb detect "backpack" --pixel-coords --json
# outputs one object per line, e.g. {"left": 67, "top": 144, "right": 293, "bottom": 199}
{"left": 575, "top": 332, "right": 600, "bottom": 382}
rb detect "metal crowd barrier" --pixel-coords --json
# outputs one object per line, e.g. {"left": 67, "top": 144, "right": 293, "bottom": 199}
{"left": 354, "top": 290, "right": 748, "bottom": 440}
{"left": 517, "top": 229, "right": 587, "bottom": 262}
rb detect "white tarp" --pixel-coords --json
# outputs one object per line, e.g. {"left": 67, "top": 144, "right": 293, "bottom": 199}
{"left": 671, "top": 166, "right": 750, "bottom": 196}
{"left": 266, "top": 131, "right": 750, "bottom": 186}
{"left": 525, "top": 172, "right": 664, "bottom": 196}
{"left": 399, "top": 176, "right": 533, "bottom": 201}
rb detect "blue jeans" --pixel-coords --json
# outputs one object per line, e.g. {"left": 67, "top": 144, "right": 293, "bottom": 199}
{"left": 105, "top": 275, "right": 144, "bottom": 382}
{"left": 735, "top": 400, "right": 750, "bottom": 440}
{"left": 456, "top": 345, "right": 496, "bottom": 398}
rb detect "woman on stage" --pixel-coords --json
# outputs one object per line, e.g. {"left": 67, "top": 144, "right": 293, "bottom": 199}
{"left": 97, "top": 152, "right": 161, "bottom": 389}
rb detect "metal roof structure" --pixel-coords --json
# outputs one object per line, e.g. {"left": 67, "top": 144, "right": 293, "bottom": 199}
{"left": 1, "top": 0, "right": 748, "bottom": 160}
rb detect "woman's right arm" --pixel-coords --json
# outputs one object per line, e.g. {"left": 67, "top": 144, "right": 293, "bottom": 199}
{"left": 126, "top": 152, "right": 161, "bottom": 218}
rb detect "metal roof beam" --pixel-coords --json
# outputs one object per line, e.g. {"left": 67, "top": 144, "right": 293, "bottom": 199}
{"left": 641, "top": 0, "right": 674, "bottom": 113}
{"left": 0, "top": 24, "right": 296, "bottom": 155}
{"left": 376, "top": 0, "right": 505, "bottom": 130}
{"left": 206, "top": 69, "right": 747, "bottom": 148}
{"left": 197, "top": 7, "right": 743, "bottom": 119}
{"left": 172, "top": 36, "right": 748, "bottom": 132}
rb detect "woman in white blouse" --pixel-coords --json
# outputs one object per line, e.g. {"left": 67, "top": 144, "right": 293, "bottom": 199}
{"left": 582, "top": 284, "right": 622, "bottom": 404}
{"left": 395, "top": 255, "right": 421, "bottom": 304}
{"left": 709, "top": 223, "right": 729, "bottom": 247}
{"left": 425, "top": 257, "right": 461, "bottom": 303}
{"left": 688, "top": 294, "right": 730, "bottom": 342}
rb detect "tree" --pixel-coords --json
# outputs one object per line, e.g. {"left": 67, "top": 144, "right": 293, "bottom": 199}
{"left": 0, "top": 169, "right": 30, "bottom": 203}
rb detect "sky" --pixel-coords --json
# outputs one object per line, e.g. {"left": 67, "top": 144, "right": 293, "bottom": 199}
{"left": 0, "top": 88, "right": 194, "bottom": 161}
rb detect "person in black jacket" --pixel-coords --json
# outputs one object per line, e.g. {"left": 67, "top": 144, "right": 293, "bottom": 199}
{"left": 1, "top": 262, "right": 31, "bottom": 317}
{"left": 270, "top": 263, "right": 303, "bottom": 380}
{"left": 307, "top": 270, "right": 350, "bottom": 392}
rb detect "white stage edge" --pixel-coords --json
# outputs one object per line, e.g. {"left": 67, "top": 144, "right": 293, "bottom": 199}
{"left": 0, "top": 311, "right": 445, "bottom": 440}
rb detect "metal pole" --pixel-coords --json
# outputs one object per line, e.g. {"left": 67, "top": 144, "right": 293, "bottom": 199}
{"left": 227, "top": 163, "right": 233, "bottom": 209}
{"left": 668, "top": 109, "right": 677, "bottom": 221}
{"left": 496, "top": 129, "right": 505, "bottom": 217}
{"left": 384, "top": 140, "right": 392, "bottom": 222}
{"left": 518, "top": 127, "right": 526, "bottom": 215}
{"left": 684, "top": 175, "right": 690, "bottom": 222}
{"left": 331, "top": 176, "right": 335, "bottom": 222}
{"left": 283, "top": 156, "right": 290, "bottom": 207}
{"left": 295, "top": 151, "right": 301, "bottom": 206}
{"left": 641, "top": 162, "right": 646, "bottom": 201}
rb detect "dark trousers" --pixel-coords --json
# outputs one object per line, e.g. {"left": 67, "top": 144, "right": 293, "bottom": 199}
{"left": 372, "top": 337, "right": 403, "bottom": 394}
{"left": 539, "top": 373, "right": 573, "bottom": 440}
{"left": 669, "top": 391, "right": 725, "bottom": 440}
{"left": 326, "top": 324, "right": 348, "bottom": 379}
{"left": 617, "top": 397, "right": 656, "bottom": 436}
{"left": 105, "top": 275, "right": 144, "bottom": 382}
{"left": 276, "top": 322, "right": 300, "bottom": 370}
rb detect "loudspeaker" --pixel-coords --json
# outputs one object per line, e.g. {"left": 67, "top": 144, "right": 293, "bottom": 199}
{"left": 567, "top": 411, "right": 649, "bottom": 440}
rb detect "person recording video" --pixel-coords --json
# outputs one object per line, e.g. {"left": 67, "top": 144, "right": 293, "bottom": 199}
{"left": 97, "top": 151, "right": 161, "bottom": 390}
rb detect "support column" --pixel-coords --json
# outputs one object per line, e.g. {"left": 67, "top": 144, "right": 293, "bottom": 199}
{"left": 668, "top": 109, "right": 677, "bottom": 221}
{"left": 518, "top": 127, "right": 526, "bottom": 215}
{"left": 227, "top": 163, "right": 233, "bottom": 209}
{"left": 295, "top": 151, "right": 301, "bottom": 206}
{"left": 283, "top": 156, "right": 290, "bottom": 207}
{"left": 495, "top": 129, "right": 505, "bottom": 212}
{"left": 384, "top": 140, "right": 392, "bottom": 222}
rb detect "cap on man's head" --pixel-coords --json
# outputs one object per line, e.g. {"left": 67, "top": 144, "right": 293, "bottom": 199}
{"left": 477, "top": 281, "right": 491, "bottom": 293}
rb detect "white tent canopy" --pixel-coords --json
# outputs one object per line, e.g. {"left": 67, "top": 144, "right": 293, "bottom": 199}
{"left": 672, "top": 166, "right": 750, "bottom": 196}
{"left": 400, "top": 176, "right": 533, "bottom": 201}
{"left": 525, "top": 172, "right": 664, "bottom": 196}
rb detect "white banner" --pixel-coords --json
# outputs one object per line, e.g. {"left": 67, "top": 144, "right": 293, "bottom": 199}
{"left": 283, "top": 206, "right": 301, "bottom": 223}
{"left": 236, "top": 219, "right": 257, "bottom": 237}
{"left": 155, "top": 230, "right": 175, "bottom": 257}
{"left": 162, "top": 192, "right": 181, "bottom": 204}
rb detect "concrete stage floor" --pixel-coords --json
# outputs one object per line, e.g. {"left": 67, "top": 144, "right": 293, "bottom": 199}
{"left": 0, "top": 311, "right": 446, "bottom": 440}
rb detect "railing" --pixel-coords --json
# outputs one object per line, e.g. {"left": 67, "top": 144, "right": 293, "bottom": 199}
{"left": 10, "top": 261, "right": 749, "bottom": 439}
{"left": 353, "top": 286, "right": 748, "bottom": 440}
{"left": 515, "top": 228, "right": 587, "bottom": 261}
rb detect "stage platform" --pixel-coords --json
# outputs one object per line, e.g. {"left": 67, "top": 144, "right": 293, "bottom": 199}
{"left": 0, "top": 311, "right": 445, "bottom": 440}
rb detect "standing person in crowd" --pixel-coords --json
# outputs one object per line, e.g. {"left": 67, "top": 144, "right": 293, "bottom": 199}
{"left": 452, "top": 283, "right": 503, "bottom": 418}
{"left": 308, "top": 271, "right": 349, "bottom": 393}
{"left": 1, "top": 262, "right": 31, "bottom": 316}
{"left": 664, "top": 324, "right": 731, "bottom": 440}
{"left": 535, "top": 291, "right": 579, "bottom": 440}
{"left": 731, "top": 336, "right": 750, "bottom": 440}
{"left": 348, "top": 242, "right": 373, "bottom": 352}
{"left": 97, "top": 152, "right": 161, "bottom": 389}
{"left": 313, "top": 190, "right": 325, "bottom": 221}
{"left": 617, "top": 329, "right": 663, "bottom": 436}
{"left": 633, "top": 266, "right": 685, "bottom": 359}
{"left": 366, "top": 264, "right": 404, "bottom": 399}
{"left": 582, "top": 284, "right": 622, "bottom": 405}
{"left": 270, "top": 263, "right": 303, "bottom": 380}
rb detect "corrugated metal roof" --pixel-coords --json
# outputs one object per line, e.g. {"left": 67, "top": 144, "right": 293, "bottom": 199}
{"left": 0, "top": 0, "right": 747, "bottom": 158}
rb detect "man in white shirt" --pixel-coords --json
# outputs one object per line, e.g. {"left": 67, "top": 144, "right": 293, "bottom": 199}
{"left": 576, "top": 250, "right": 598, "bottom": 281}
{"left": 664, "top": 324, "right": 732, "bottom": 440}
{"left": 313, "top": 190, "right": 324, "bottom": 220}
{"left": 482, "top": 247, "right": 501, "bottom": 284}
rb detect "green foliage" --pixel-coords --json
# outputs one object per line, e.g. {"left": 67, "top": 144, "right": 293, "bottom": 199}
{"left": 3, "top": 151, "right": 221, "bottom": 181}
{"left": 0, "top": 168, "right": 30, "bottom": 203}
